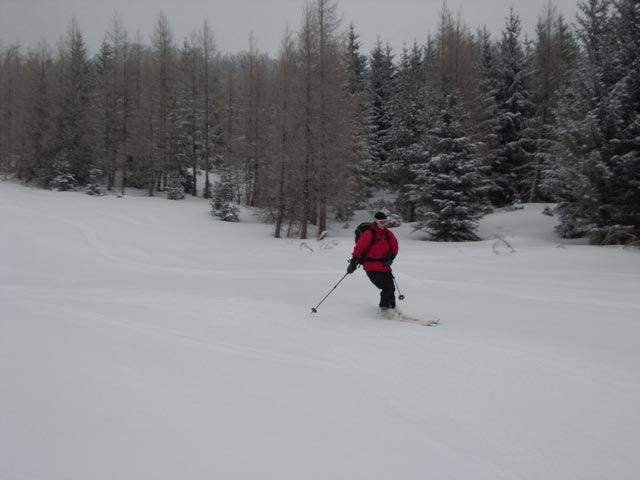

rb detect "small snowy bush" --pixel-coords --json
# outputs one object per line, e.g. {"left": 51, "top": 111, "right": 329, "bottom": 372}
{"left": 49, "top": 157, "right": 77, "bottom": 192}
{"left": 166, "top": 186, "right": 185, "bottom": 200}
{"left": 86, "top": 168, "right": 104, "bottom": 196}
{"left": 211, "top": 169, "right": 240, "bottom": 222}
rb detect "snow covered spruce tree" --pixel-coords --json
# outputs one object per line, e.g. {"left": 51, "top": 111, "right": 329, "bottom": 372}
{"left": 411, "top": 93, "right": 486, "bottom": 241}
{"left": 474, "top": 27, "right": 503, "bottom": 196}
{"left": 85, "top": 167, "right": 104, "bottom": 196}
{"left": 211, "top": 168, "right": 240, "bottom": 222}
{"left": 95, "top": 40, "right": 117, "bottom": 190}
{"left": 339, "top": 23, "right": 371, "bottom": 220}
{"left": 528, "top": 6, "right": 578, "bottom": 202}
{"left": 592, "top": 0, "right": 640, "bottom": 244}
{"left": 52, "top": 19, "right": 95, "bottom": 187}
{"left": 379, "top": 6, "right": 484, "bottom": 224}
{"left": 366, "top": 39, "right": 396, "bottom": 179}
{"left": 480, "top": 9, "right": 535, "bottom": 207}
{"left": 380, "top": 43, "right": 430, "bottom": 222}
{"left": 545, "top": 0, "right": 614, "bottom": 238}
{"left": 49, "top": 153, "right": 78, "bottom": 191}
{"left": 548, "top": 0, "right": 640, "bottom": 244}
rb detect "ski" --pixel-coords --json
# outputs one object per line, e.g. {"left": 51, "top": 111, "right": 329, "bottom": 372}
{"left": 395, "top": 316, "right": 440, "bottom": 327}
{"left": 379, "top": 309, "right": 440, "bottom": 326}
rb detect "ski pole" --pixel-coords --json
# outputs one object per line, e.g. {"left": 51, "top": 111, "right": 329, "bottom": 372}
{"left": 311, "top": 272, "right": 350, "bottom": 314}
{"left": 391, "top": 271, "right": 405, "bottom": 300}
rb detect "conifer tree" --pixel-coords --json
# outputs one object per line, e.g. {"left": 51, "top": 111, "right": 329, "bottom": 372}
{"left": 544, "top": 1, "right": 609, "bottom": 235}
{"left": 86, "top": 167, "right": 104, "bottom": 195}
{"left": 546, "top": 0, "right": 640, "bottom": 244}
{"left": 529, "top": 6, "right": 578, "bottom": 202}
{"left": 118, "top": 34, "right": 152, "bottom": 194}
{"left": 483, "top": 9, "right": 535, "bottom": 206}
{"left": 367, "top": 40, "right": 396, "bottom": 170}
{"left": 345, "top": 24, "right": 368, "bottom": 96}
{"left": 596, "top": 0, "right": 640, "bottom": 243}
{"left": 212, "top": 168, "right": 240, "bottom": 222}
{"left": 21, "top": 43, "right": 55, "bottom": 185}
{"left": 344, "top": 25, "right": 370, "bottom": 154}
{"left": 340, "top": 23, "right": 370, "bottom": 219}
{"left": 381, "top": 43, "right": 429, "bottom": 221}
{"left": 95, "top": 40, "right": 116, "bottom": 191}
{"left": 474, "top": 27, "right": 502, "bottom": 202}
{"left": 49, "top": 153, "right": 78, "bottom": 191}
{"left": 175, "top": 33, "right": 203, "bottom": 196}
{"left": 411, "top": 93, "right": 486, "bottom": 241}
{"left": 54, "top": 19, "right": 95, "bottom": 186}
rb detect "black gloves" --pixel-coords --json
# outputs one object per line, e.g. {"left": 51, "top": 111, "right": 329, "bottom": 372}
{"left": 346, "top": 258, "right": 358, "bottom": 274}
{"left": 347, "top": 254, "right": 393, "bottom": 273}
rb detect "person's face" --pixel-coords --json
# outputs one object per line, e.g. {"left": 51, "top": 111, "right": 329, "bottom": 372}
{"left": 375, "top": 218, "right": 388, "bottom": 228}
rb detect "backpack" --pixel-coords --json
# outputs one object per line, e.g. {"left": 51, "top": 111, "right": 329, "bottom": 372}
{"left": 354, "top": 222, "right": 374, "bottom": 244}
{"left": 354, "top": 222, "right": 391, "bottom": 262}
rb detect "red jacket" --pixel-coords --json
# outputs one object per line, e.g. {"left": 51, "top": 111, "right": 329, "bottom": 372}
{"left": 352, "top": 224, "right": 399, "bottom": 272}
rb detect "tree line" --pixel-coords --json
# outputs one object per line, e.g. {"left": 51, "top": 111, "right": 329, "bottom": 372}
{"left": 0, "top": 0, "right": 638, "bottom": 244}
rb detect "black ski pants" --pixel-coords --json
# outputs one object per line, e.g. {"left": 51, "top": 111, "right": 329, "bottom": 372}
{"left": 365, "top": 270, "right": 396, "bottom": 308}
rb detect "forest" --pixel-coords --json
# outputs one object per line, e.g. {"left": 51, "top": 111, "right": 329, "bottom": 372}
{"left": 0, "top": 0, "right": 638, "bottom": 244}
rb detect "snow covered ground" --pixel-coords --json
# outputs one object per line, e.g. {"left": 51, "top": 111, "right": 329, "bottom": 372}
{"left": 2, "top": 180, "right": 639, "bottom": 480}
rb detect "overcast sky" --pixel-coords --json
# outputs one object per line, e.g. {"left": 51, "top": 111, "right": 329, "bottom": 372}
{"left": 1, "top": 0, "right": 580, "bottom": 57}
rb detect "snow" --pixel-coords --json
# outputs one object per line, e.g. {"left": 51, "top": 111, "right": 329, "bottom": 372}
{"left": 2, "top": 180, "right": 640, "bottom": 480}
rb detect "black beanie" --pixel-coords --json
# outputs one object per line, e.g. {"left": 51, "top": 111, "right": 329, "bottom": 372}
{"left": 374, "top": 211, "right": 388, "bottom": 220}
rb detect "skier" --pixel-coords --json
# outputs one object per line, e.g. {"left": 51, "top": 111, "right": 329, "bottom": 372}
{"left": 347, "top": 212, "right": 399, "bottom": 310}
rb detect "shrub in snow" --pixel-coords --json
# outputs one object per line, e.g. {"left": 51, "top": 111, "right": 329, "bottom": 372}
{"left": 386, "top": 213, "right": 402, "bottom": 228}
{"left": 591, "top": 225, "right": 639, "bottom": 246}
{"left": 211, "top": 200, "right": 240, "bottom": 222}
{"left": 501, "top": 204, "right": 525, "bottom": 212}
{"left": 49, "top": 156, "right": 77, "bottom": 191}
{"left": 86, "top": 168, "right": 104, "bottom": 196}
{"left": 211, "top": 169, "right": 240, "bottom": 222}
{"left": 166, "top": 186, "right": 185, "bottom": 200}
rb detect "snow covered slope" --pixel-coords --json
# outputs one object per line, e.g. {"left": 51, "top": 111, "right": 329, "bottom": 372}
{"left": 2, "top": 181, "right": 639, "bottom": 480}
